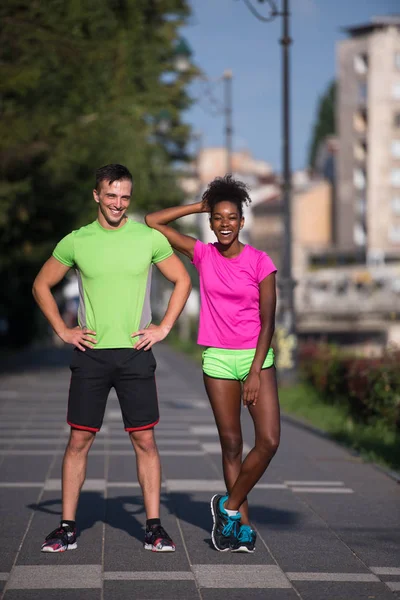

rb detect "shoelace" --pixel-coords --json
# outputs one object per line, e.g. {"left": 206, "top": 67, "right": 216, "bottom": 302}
{"left": 149, "top": 525, "right": 171, "bottom": 542}
{"left": 45, "top": 526, "right": 70, "bottom": 542}
{"left": 237, "top": 526, "right": 254, "bottom": 543}
{"left": 221, "top": 513, "right": 241, "bottom": 537}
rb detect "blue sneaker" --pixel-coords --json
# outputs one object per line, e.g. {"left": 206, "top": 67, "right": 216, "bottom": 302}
{"left": 231, "top": 524, "right": 257, "bottom": 553}
{"left": 210, "top": 494, "right": 241, "bottom": 552}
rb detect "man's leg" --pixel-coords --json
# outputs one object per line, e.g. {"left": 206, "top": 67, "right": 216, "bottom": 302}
{"left": 129, "top": 428, "right": 175, "bottom": 551}
{"left": 116, "top": 348, "right": 175, "bottom": 551}
{"left": 128, "top": 428, "right": 161, "bottom": 520}
{"left": 62, "top": 428, "right": 96, "bottom": 521}
{"left": 41, "top": 348, "right": 110, "bottom": 553}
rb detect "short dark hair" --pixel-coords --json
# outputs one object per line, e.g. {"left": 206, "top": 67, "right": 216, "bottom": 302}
{"left": 202, "top": 174, "right": 251, "bottom": 218}
{"left": 95, "top": 164, "right": 133, "bottom": 191}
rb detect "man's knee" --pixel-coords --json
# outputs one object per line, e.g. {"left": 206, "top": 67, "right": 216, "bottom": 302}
{"left": 67, "top": 429, "right": 95, "bottom": 455}
{"left": 129, "top": 429, "right": 158, "bottom": 454}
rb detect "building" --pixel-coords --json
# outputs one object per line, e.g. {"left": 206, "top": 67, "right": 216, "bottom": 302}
{"left": 337, "top": 15, "right": 400, "bottom": 262}
{"left": 314, "top": 135, "right": 338, "bottom": 246}
{"left": 251, "top": 179, "right": 333, "bottom": 275}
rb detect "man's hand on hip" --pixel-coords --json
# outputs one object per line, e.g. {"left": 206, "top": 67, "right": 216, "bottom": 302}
{"left": 131, "top": 323, "right": 170, "bottom": 351}
{"left": 59, "top": 326, "right": 97, "bottom": 351}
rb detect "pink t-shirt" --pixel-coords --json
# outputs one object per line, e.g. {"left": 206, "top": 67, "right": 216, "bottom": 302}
{"left": 192, "top": 241, "right": 277, "bottom": 349}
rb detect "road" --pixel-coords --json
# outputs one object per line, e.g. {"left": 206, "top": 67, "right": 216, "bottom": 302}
{"left": 0, "top": 344, "right": 399, "bottom": 599}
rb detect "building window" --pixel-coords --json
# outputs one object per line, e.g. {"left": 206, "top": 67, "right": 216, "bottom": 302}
{"left": 354, "top": 142, "right": 366, "bottom": 161}
{"left": 395, "top": 113, "right": 400, "bottom": 128}
{"left": 354, "top": 168, "right": 366, "bottom": 189}
{"left": 395, "top": 52, "right": 400, "bottom": 71}
{"left": 392, "top": 140, "right": 400, "bottom": 159}
{"left": 393, "top": 82, "right": 400, "bottom": 100}
{"left": 353, "top": 110, "right": 367, "bottom": 133}
{"left": 389, "top": 225, "right": 400, "bottom": 243}
{"left": 392, "top": 197, "right": 400, "bottom": 215}
{"left": 358, "top": 82, "right": 367, "bottom": 102}
{"left": 354, "top": 222, "right": 366, "bottom": 246}
{"left": 354, "top": 53, "right": 368, "bottom": 74}
{"left": 356, "top": 198, "right": 366, "bottom": 215}
{"left": 391, "top": 169, "right": 400, "bottom": 187}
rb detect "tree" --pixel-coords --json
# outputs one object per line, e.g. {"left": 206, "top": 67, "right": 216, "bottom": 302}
{"left": 0, "top": 0, "right": 196, "bottom": 346}
{"left": 308, "top": 81, "right": 336, "bottom": 169}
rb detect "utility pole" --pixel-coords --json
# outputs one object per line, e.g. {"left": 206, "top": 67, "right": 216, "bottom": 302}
{"left": 223, "top": 70, "right": 233, "bottom": 174}
{"left": 278, "top": 0, "right": 297, "bottom": 381}
{"left": 237, "top": 0, "right": 298, "bottom": 381}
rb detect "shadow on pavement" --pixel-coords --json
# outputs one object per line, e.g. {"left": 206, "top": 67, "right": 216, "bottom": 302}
{"left": 28, "top": 492, "right": 145, "bottom": 542}
{"left": 29, "top": 490, "right": 300, "bottom": 546}
{"left": 0, "top": 345, "right": 72, "bottom": 374}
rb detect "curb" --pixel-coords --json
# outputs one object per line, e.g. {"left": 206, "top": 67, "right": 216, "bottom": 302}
{"left": 281, "top": 412, "right": 400, "bottom": 485}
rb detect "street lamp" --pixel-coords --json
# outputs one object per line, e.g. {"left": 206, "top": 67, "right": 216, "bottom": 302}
{"left": 155, "top": 109, "right": 171, "bottom": 135}
{"left": 236, "top": 0, "right": 297, "bottom": 381}
{"left": 174, "top": 38, "right": 233, "bottom": 175}
{"left": 173, "top": 37, "right": 193, "bottom": 73}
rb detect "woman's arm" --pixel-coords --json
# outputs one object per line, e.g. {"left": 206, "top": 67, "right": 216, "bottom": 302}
{"left": 243, "top": 273, "right": 277, "bottom": 406}
{"left": 145, "top": 201, "right": 207, "bottom": 259}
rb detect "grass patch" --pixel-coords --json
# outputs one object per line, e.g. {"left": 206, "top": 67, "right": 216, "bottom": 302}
{"left": 280, "top": 383, "right": 400, "bottom": 473}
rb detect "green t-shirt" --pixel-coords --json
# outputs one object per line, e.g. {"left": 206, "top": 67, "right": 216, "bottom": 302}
{"left": 53, "top": 219, "right": 173, "bottom": 349}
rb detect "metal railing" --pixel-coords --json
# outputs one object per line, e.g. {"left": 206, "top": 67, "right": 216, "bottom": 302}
{"left": 295, "top": 265, "right": 400, "bottom": 316}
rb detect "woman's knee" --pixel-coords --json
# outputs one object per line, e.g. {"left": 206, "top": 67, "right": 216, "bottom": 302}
{"left": 256, "top": 432, "right": 280, "bottom": 457}
{"left": 220, "top": 432, "right": 243, "bottom": 459}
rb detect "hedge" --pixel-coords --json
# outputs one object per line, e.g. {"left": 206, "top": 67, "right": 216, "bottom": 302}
{"left": 299, "top": 343, "right": 400, "bottom": 430}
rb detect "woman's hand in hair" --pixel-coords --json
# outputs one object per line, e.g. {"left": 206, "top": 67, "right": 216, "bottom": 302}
{"left": 200, "top": 199, "right": 210, "bottom": 213}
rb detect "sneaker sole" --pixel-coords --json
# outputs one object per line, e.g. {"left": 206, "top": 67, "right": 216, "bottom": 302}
{"left": 231, "top": 545, "right": 255, "bottom": 553}
{"left": 144, "top": 543, "right": 175, "bottom": 552}
{"left": 41, "top": 542, "right": 78, "bottom": 553}
{"left": 210, "top": 494, "right": 230, "bottom": 552}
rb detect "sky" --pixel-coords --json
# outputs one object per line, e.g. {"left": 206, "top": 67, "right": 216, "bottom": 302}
{"left": 181, "top": 0, "right": 399, "bottom": 171}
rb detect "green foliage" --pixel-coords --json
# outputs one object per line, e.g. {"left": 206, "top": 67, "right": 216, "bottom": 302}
{"left": 300, "top": 343, "right": 400, "bottom": 431}
{"left": 308, "top": 80, "right": 336, "bottom": 168}
{"left": 0, "top": 0, "right": 196, "bottom": 345}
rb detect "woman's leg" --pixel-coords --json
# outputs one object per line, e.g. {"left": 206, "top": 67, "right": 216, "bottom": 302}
{"left": 203, "top": 375, "right": 251, "bottom": 524}
{"left": 225, "top": 367, "right": 280, "bottom": 512}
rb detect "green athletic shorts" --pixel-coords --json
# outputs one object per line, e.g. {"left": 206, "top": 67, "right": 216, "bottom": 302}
{"left": 202, "top": 347, "right": 275, "bottom": 381}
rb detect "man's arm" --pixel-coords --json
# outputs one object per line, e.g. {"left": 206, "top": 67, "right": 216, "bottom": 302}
{"left": 131, "top": 254, "right": 192, "bottom": 351}
{"left": 32, "top": 256, "right": 97, "bottom": 351}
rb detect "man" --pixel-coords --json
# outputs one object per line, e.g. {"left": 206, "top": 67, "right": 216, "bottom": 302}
{"left": 32, "top": 164, "right": 191, "bottom": 553}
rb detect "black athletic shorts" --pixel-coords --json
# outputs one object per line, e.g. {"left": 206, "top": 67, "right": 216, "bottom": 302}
{"left": 67, "top": 348, "right": 158, "bottom": 432}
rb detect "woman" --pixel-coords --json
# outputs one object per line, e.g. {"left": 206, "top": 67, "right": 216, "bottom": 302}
{"left": 145, "top": 175, "right": 280, "bottom": 553}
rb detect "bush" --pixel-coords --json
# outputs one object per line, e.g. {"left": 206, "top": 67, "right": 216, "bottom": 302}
{"left": 299, "top": 343, "right": 400, "bottom": 431}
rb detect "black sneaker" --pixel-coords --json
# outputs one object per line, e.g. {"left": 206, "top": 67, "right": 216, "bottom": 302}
{"left": 144, "top": 524, "right": 176, "bottom": 552}
{"left": 210, "top": 494, "right": 241, "bottom": 552}
{"left": 231, "top": 524, "right": 257, "bottom": 553}
{"left": 41, "top": 523, "right": 77, "bottom": 553}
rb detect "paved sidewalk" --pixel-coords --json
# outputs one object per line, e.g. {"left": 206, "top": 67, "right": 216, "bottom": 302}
{"left": 0, "top": 344, "right": 399, "bottom": 599}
